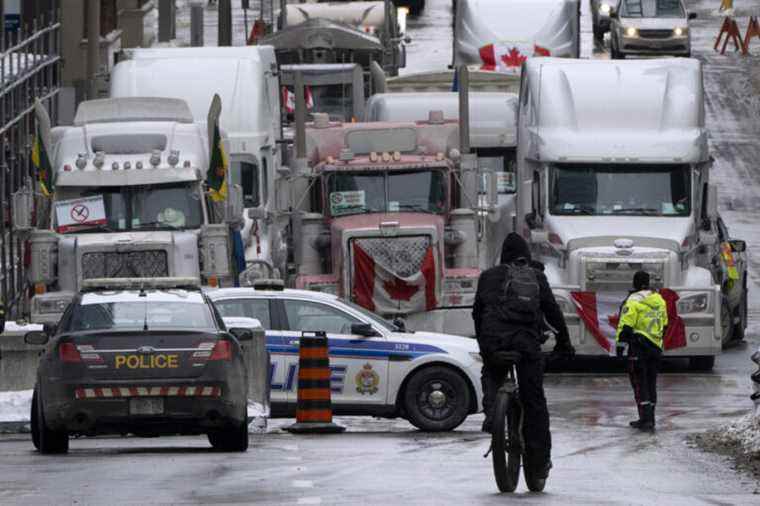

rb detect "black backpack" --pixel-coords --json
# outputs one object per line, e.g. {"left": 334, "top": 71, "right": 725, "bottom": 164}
{"left": 496, "top": 258, "right": 541, "bottom": 324}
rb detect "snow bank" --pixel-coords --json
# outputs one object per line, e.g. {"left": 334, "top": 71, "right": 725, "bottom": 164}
{"left": 247, "top": 400, "right": 269, "bottom": 433}
{"left": 0, "top": 390, "right": 32, "bottom": 422}
{"left": 712, "top": 414, "right": 760, "bottom": 456}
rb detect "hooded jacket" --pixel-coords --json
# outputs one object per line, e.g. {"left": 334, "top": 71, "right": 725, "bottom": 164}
{"left": 472, "top": 233, "right": 570, "bottom": 346}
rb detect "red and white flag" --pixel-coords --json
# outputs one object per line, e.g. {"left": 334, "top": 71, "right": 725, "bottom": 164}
{"left": 479, "top": 43, "right": 551, "bottom": 73}
{"left": 352, "top": 243, "right": 438, "bottom": 315}
{"left": 282, "top": 86, "right": 314, "bottom": 114}
{"left": 571, "top": 289, "right": 687, "bottom": 354}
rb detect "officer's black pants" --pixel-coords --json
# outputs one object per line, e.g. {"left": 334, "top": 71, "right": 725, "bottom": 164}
{"left": 479, "top": 333, "right": 551, "bottom": 467}
{"left": 627, "top": 338, "right": 661, "bottom": 411}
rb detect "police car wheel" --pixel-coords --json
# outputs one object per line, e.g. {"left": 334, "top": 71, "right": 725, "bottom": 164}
{"left": 36, "top": 389, "right": 69, "bottom": 454}
{"left": 207, "top": 421, "right": 249, "bottom": 452}
{"left": 403, "top": 366, "right": 471, "bottom": 432}
{"left": 31, "top": 389, "right": 40, "bottom": 450}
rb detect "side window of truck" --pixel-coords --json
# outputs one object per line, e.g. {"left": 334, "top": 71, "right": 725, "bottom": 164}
{"left": 240, "top": 161, "right": 260, "bottom": 208}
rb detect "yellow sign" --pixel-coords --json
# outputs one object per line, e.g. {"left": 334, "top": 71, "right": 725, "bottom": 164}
{"left": 115, "top": 354, "right": 179, "bottom": 369}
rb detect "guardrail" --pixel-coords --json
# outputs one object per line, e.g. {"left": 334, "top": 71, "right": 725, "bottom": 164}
{"left": 1, "top": 5, "right": 61, "bottom": 320}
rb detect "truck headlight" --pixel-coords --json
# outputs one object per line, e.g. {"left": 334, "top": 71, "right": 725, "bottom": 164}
{"left": 677, "top": 293, "right": 708, "bottom": 314}
{"left": 673, "top": 27, "right": 687, "bottom": 37}
{"left": 625, "top": 27, "right": 638, "bottom": 37}
{"left": 34, "top": 296, "right": 72, "bottom": 314}
{"left": 600, "top": 3, "right": 612, "bottom": 14}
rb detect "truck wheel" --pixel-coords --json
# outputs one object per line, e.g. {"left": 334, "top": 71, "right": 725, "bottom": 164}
{"left": 208, "top": 420, "right": 249, "bottom": 452}
{"left": 36, "top": 389, "right": 69, "bottom": 454}
{"left": 720, "top": 297, "right": 733, "bottom": 346}
{"left": 733, "top": 283, "right": 748, "bottom": 341}
{"left": 689, "top": 356, "right": 715, "bottom": 371}
{"left": 403, "top": 366, "right": 471, "bottom": 432}
{"left": 31, "top": 389, "right": 40, "bottom": 450}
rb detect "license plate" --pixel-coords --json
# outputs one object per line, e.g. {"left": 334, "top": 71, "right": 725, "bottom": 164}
{"left": 129, "top": 397, "right": 164, "bottom": 416}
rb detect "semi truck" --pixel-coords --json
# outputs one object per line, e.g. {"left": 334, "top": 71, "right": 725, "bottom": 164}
{"left": 13, "top": 97, "right": 243, "bottom": 324}
{"left": 514, "top": 58, "right": 748, "bottom": 369}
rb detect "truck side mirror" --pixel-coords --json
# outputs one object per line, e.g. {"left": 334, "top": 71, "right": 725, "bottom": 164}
{"left": 11, "top": 188, "right": 34, "bottom": 231}
{"left": 729, "top": 239, "right": 746, "bottom": 253}
{"left": 688, "top": 12, "right": 697, "bottom": 20}
{"left": 225, "top": 184, "right": 245, "bottom": 224}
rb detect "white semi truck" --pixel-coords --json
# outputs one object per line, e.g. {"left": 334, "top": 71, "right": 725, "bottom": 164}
{"left": 15, "top": 97, "right": 243, "bottom": 324}
{"left": 515, "top": 58, "right": 748, "bottom": 370}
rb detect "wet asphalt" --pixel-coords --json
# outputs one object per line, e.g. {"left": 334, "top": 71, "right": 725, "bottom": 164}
{"left": 2, "top": 0, "right": 760, "bottom": 504}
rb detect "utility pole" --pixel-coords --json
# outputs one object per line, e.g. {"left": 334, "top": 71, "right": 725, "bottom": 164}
{"left": 218, "top": 0, "right": 232, "bottom": 46}
{"left": 86, "top": 0, "right": 100, "bottom": 99}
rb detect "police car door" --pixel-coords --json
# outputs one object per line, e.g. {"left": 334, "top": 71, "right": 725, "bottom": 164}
{"left": 280, "top": 298, "right": 390, "bottom": 407}
{"left": 212, "top": 297, "right": 287, "bottom": 405}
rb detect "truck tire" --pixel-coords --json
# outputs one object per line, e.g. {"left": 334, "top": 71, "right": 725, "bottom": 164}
{"left": 36, "top": 389, "right": 69, "bottom": 454}
{"left": 733, "top": 282, "right": 748, "bottom": 341}
{"left": 689, "top": 356, "right": 715, "bottom": 371}
{"left": 720, "top": 297, "right": 733, "bottom": 346}
{"left": 208, "top": 420, "right": 249, "bottom": 452}
{"left": 31, "top": 389, "right": 40, "bottom": 450}
{"left": 403, "top": 365, "right": 471, "bottom": 432}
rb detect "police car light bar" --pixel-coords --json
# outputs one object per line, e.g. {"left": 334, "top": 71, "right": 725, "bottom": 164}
{"left": 252, "top": 279, "right": 285, "bottom": 291}
{"left": 81, "top": 277, "right": 201, "bottom": 291}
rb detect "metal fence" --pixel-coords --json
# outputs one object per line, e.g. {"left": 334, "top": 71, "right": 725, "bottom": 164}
{"left": 1, "top": 4, "right": 61, "bottom": 319}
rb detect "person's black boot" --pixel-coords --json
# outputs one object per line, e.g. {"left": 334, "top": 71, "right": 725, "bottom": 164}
{"left": 629, "top": 404, "right": 644, "bottom": 428}
{"left": 638, "top": 404, "right": 655, "bottom": 432}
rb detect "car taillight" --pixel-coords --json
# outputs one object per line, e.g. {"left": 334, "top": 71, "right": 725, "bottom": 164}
{"left": 59, "top": 342, "right": 82, "bottom": 363}
{"left": 209, "top": 340, "right": 232, "bottom": 361}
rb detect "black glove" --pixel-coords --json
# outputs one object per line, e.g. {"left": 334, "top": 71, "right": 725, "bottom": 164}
{"left": 552, "top": 340, "right": 576, "bottom": 359}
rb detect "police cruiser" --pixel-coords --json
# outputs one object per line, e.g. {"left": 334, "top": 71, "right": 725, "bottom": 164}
{"left": 26, "top": 278, "right": 252, "bottom": 454}
{"left": 207, "top": 281, "right": 484, "bottom": 431}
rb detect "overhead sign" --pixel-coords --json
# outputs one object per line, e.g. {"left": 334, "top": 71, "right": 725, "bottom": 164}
{"left": 55, "top": 195, "right": 107, "bottom": 232}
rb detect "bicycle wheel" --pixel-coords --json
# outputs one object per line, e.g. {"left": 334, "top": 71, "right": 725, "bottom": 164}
{"left": 491, "top": 389, "right": 521, "bottom": 493}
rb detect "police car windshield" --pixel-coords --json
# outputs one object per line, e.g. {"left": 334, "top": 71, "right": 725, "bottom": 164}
{"left": 342, "top": 300, "right": 395, "bottom": 332}
{"left": 65, "top": 301, "right": 216, "bottom": 332}
{"left": 54, "top": 182, "right": 203, "bottom": 233}
{"left": 326, "top": 169, "right": 448, "bottom": 217}
{"left": 549, "top": 163, "right": 691, "bottom": 217}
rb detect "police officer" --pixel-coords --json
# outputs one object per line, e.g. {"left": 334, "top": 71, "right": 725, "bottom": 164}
{"left": 472, "top": 233, "right": 574, "bottom": 479}
{"left": 616, "top": 271, "right": 667, "bottom": 432}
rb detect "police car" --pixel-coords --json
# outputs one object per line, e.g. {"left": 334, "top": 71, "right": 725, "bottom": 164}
{"left": 207, "top": 282, "right": 484, "bottom": 431}
{"left": 26, "top": 278, "right": 252, "bottom": 454}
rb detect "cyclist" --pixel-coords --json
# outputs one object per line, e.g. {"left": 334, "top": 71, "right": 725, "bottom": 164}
{"left": 472, "top": 232, "right": 575, "bottom": 480}
{"left": 616, "top": 270, "right": 666, "bottom": 432}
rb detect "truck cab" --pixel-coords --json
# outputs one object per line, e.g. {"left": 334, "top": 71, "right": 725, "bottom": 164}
{"left": 24, "top": 98, "right": 240, "bottom": 324}
{"left": 515, "top": 58, "right": 745, "bottom": 369}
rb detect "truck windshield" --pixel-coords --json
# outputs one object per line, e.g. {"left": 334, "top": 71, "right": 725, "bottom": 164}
{"left": 549, "top": 163, "right": 691, "bottom": 216}
{"left": 54, "top": 182, "right": 203, "bottom": 233}
{"left": 326, "top": 169, "right": 447, "bottom": 217}
{"left": 620, "top": 0, "right": 685, "bottom": 18}
{"left": 282, "top": 84, "right": 354, "bottom": 123}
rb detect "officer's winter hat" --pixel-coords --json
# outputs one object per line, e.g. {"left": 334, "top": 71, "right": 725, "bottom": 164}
{"left": 633, "top": 270, "right": 650, "bottom": 291}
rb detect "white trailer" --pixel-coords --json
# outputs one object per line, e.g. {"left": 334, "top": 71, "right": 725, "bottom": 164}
{"left": 515, "top": 57, "right": 747, "bottom": 370}
{"left": 110, "top": 46, "right": 287, "bottom": 282}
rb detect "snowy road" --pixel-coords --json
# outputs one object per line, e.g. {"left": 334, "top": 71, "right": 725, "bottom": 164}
{"left": 2, "top": 1, "right": 760, "bottom": 504}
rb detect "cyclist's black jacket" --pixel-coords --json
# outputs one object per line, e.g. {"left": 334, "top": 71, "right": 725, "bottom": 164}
{"left": 472, "top": 233, "right": 570, "bottom": 345}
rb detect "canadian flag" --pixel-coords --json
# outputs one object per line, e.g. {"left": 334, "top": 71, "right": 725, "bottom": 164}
{"left": 571, "top": 289, "right": 686, "bottom": 354}
{"left": 282, "top": 86, "right": 314, "bottom": 114}
{"left": 352, "top": 243, "right": 438, "bottom": 315}
{"left": 479, "top": 43, "right": 551, "bottom": 73}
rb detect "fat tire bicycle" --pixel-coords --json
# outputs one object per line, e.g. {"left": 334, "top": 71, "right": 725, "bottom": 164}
{"left": 485, "top": 350, "right": 546, "bottom": 493}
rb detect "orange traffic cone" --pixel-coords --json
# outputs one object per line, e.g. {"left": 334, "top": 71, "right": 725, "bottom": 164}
{"left": 284, "top": 331, "right": 345, "bottom": 434}
{"left": 743, "top": 16, "right": 760, "bottom": 55}
{"left": 714, "top": 16, "right": 743, "bottom": 54}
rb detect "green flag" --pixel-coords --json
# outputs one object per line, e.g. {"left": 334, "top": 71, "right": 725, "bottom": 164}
{"left": 32, "top": 125, "right": 53, "bottom": 197}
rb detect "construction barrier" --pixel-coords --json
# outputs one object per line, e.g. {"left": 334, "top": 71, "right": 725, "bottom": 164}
{"left": 284, "top": 331, "right": 345, "bottom": 434}
{"left": 0, "top": 322, "right": 45, "bottom": 392}
{"left": 714, "top": 16, "right": 743, "bottom": 54}
{"left": 743, "top": 16, "right": 760, "bottom": 54}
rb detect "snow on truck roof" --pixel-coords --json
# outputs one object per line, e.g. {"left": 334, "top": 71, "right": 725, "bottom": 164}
{"left": 73, "top": 97, "right": 194, "bottom": 126}
{"left": 364, "top": 92, "right": 518, "bottom": 148}
{"left": 522, "top": 57, "right": 708, "bottom": 163}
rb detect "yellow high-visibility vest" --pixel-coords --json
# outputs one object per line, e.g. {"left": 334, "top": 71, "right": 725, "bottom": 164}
{"left": 616, "top": 290, "right": 668, "bottom": 350}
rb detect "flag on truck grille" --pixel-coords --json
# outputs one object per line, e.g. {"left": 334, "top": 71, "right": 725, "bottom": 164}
{"left": 206, "top": 94, "right": 228, "bottom": 202}
{"left": 352, "top": 238, "right": 437, "bottom": 315}
{"left": 31, "top": 124, "right": 53, "bottom": 197}
{"left": 571, "top": 289, "right": 686, "bottom": 354}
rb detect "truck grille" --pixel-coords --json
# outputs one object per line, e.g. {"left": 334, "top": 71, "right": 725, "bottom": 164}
{"left": 638, "top": 29, "right": 674, "bottom": 39}
{"left": 353, "top": 236, "right": 431, "bottom": 277}
{"left": 584, "top": 259, "right": 665, "bottom": 292}
{"left": 81, "top": 250, "right": 169, "bottom": 279}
